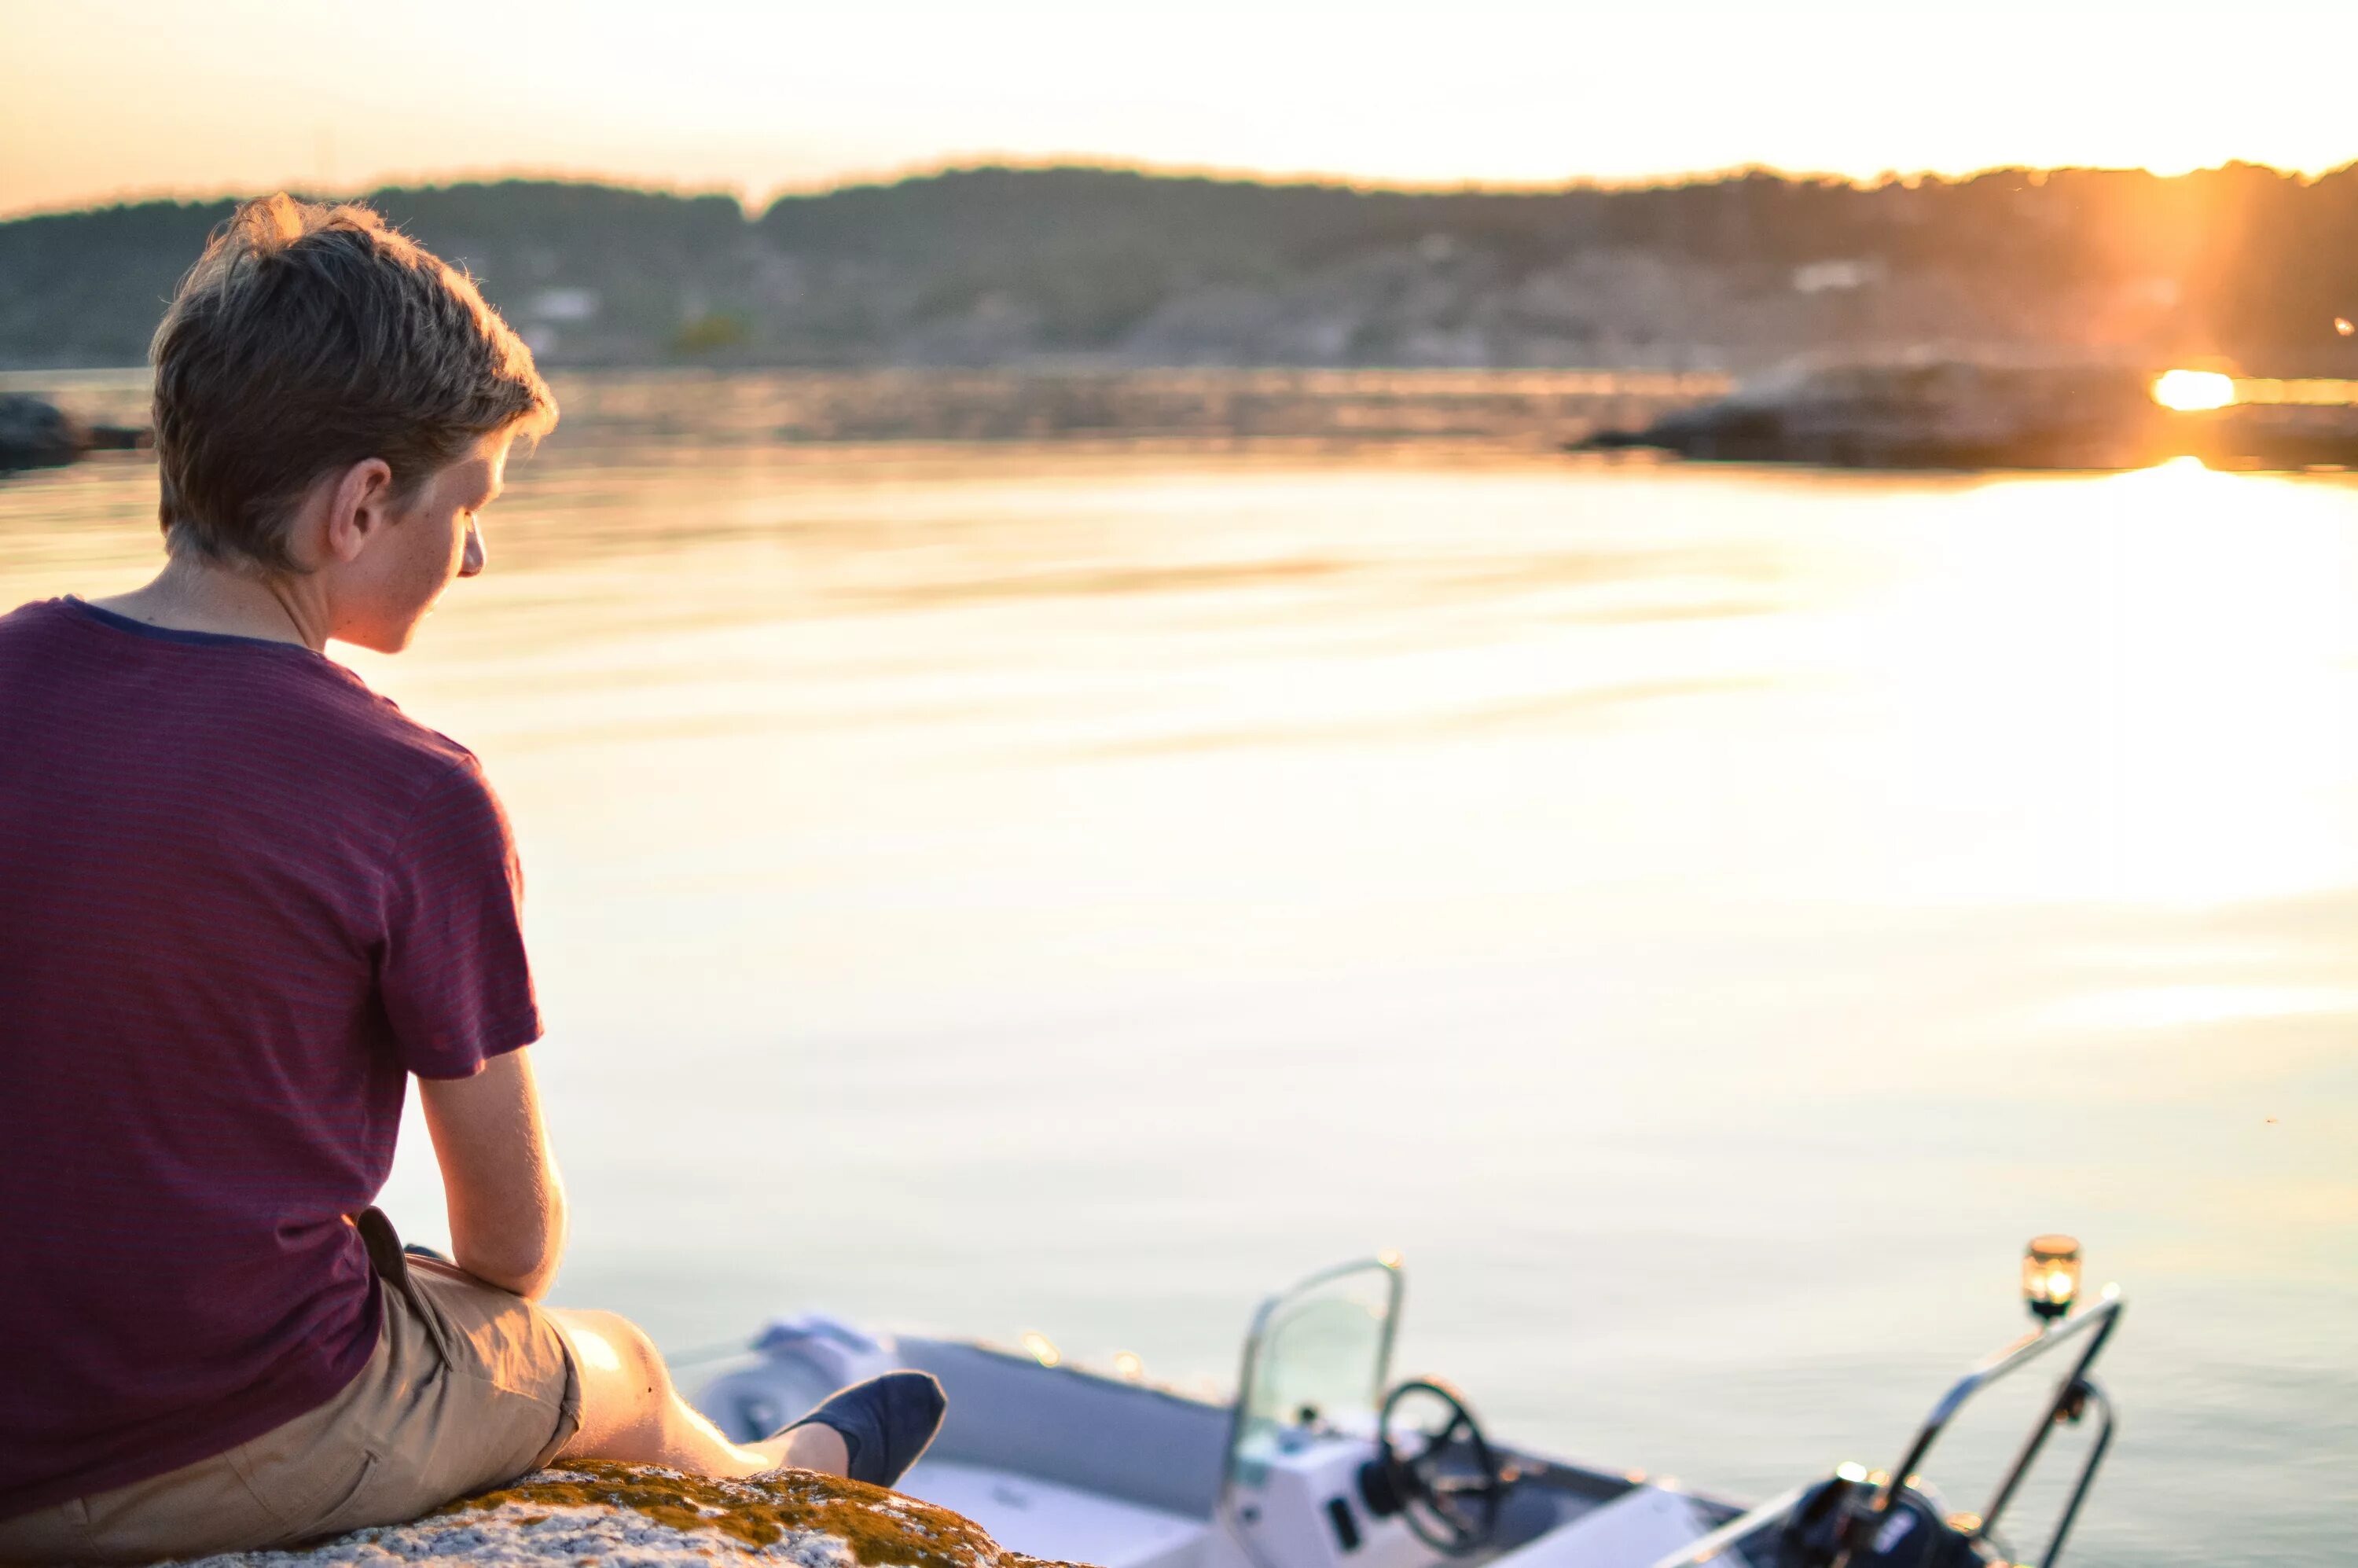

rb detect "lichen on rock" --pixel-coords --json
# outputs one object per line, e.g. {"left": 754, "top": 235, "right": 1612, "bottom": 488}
{"left": 175, "top": 1461, "right": 1093, "bottom": 1568}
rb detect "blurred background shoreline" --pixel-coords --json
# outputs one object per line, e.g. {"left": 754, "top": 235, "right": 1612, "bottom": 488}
{"left": 0, "top": 364, "right": 1729, "bottom": 454}
{"left": 6, "top": 163, "right": 2358, "bottom": 379}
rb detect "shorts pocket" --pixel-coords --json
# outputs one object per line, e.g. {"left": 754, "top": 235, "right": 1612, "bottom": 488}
{"left": 295, "top": 1450, "right": 395, "bottom": 1544}
{"left": 430, "top": 1368, "right": 573, "bottom": 1496}
{"left": 229, "top": 1436, "right": 381, "bottom": 1547}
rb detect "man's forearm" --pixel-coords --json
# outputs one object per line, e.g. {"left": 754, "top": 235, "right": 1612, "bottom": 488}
{"left": 417, "top": 1048, "right": 570, "bottom": 1301}
{"left": 446, "top": 1163, "right": 568, "bottom": 1300}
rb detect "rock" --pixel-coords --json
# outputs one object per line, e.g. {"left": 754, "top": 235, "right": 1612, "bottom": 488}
{"left": 175, "top": 1460, "right": 1093, "bottom": 1568}
{"left": 0, "top": 394, "right": 86, "bottom": 471}
{"left": 0, "top": 393, "right": 150, "bottom": 470}
{"left": 85, "top": 421, "right": 154, "bottom": 452}
{"left": 1572, "top": 357, "right": 2177, "bottom": 471}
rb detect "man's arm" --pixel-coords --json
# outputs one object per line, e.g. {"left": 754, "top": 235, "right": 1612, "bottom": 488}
{"left": 417, "top": 1047, "right": 568, "bottom": 1300}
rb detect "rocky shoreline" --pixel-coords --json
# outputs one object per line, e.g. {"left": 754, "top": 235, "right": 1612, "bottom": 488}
{"left": 182, "top": 1460, "right": 1085, "bottom": 1568}
{"left": 1578, "top": 356, "right": 2358, "bottom": 471}
{"left": 0, "top": 393, "right": 148, "bottom": 472}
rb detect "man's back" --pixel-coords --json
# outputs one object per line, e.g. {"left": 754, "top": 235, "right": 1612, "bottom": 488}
{"left": 0, "top": 597, "right": 539, "bottom": 1516}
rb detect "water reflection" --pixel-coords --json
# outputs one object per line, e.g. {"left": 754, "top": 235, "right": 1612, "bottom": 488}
{"left": 1850, "top": 457, "right": 2358, "bottom": 909}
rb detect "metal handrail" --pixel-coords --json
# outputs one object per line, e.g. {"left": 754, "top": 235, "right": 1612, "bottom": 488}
{"left": 2022, "top": 1376, "right": 2114, "bottom": 1566}
{"left": 1863, "top": 1285, "right": 2125, "bottom": 1568}
{"left": 1645, "top": 1288, "right": 2125, "bottom": 1568}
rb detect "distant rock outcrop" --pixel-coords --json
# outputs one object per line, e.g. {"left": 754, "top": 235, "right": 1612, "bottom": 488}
{"left": 178, "top": 1460, "right": 1091, "bottom": 1568}
{"left": 0, "top": 392, "right": 148, "bottom": 471}
{"left": 0, "top": 393, "right": 84, "bottom": 469}
{"left": 1580, "top": 356, "right": 2185, "bottom": 469}
{"left": 1578, "top": 354, "right": 2358, "bottom": 471}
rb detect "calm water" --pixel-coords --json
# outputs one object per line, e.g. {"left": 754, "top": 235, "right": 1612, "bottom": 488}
{"left": 3, "top": 373, "right": 2352, "bottom": 1564}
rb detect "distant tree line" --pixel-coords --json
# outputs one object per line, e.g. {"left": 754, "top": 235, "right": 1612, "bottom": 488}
{"left": 2, "top": 163, "right": 2354, "bottom": 373}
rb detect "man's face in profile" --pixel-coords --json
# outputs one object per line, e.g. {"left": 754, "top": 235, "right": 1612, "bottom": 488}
{"left": 338, "top": 429, "right": 512, "bottom": 653}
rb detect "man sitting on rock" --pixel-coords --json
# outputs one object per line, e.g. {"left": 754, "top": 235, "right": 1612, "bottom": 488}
{"left": 0, "top": 196, "right": 944, "bottom": 1566}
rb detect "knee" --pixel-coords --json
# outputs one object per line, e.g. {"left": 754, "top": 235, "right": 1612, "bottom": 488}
{"left": 563, "top": 1309, "right": 674, "bottom": 1401}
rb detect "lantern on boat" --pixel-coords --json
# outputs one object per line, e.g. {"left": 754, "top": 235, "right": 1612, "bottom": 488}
{"left": 2022, "top": 1235, "right": 2081, "bottom": 1321}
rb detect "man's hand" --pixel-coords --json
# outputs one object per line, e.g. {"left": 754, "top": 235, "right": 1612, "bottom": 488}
{"left": 417, "top": 1048, "right": 567, "bottom": 1300}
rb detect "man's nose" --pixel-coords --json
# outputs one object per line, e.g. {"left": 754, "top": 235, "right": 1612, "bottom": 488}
{"left": 460, "top": 521, "right": 486, "bottom": 578}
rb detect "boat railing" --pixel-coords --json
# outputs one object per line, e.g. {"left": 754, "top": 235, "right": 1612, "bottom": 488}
{"left": 1886, "top": 1284, "right": 2124, "bottom": 1568}
{"left": 1643, "top": 1287, "right": 2124, "bottom": 1568}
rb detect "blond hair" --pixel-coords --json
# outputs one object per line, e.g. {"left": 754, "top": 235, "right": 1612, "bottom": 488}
{"left": 150, "top": 194, "right": 556, "bottom": 572}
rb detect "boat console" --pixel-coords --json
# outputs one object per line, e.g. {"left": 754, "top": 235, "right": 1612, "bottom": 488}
{"left": 691, "top": 1238, "right": 2123, "bottom": 1568}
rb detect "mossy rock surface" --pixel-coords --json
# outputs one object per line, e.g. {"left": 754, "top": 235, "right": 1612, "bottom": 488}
{"left": 180, "top": 1460, "right": 1093, "bottom": 1568}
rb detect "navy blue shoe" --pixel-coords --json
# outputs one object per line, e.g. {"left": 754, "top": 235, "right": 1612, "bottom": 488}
{"left": 773, "top": 1371, "right": 946, "bottom": 1487}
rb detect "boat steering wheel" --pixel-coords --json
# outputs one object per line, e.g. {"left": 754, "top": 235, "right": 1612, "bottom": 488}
{"left": 1364, "top": 1379, "right": 1511, "bottom": 1555}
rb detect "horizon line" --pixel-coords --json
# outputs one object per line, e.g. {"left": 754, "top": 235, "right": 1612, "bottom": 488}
{"left": 9, "top": 151, "right": 2358, "bottom": 226}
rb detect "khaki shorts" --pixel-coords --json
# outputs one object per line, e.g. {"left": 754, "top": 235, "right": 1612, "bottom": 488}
{"left": 0, "top": 1210, "right": 581, "bottom": 1566}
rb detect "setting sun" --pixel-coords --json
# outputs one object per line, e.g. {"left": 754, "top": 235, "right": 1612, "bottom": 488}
{"left": 2152, "top": 369, "right": 2237, "bottom": 412}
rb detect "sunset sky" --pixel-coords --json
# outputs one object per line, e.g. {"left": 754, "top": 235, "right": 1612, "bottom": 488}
{"left": 5, "top": 0, "right": 2356, "bottom": 218}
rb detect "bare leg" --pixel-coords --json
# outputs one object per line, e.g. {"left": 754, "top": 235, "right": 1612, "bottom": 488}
{"left": 548, "top": 1307, "right": 850, "bottom": 1477}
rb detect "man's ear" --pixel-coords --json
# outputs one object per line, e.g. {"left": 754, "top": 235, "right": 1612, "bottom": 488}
{"left": 321, "top": 458, "right": 397, "bottom": 566}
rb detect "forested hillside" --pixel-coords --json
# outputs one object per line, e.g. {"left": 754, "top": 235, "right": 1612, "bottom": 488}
{"left": 3, "top": 163, "right": 2355, "bottom": 373}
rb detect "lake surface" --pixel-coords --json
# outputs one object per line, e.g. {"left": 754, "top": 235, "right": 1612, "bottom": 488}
{"left": 4, "top": 372, "right": 2352, "bottom": 1564}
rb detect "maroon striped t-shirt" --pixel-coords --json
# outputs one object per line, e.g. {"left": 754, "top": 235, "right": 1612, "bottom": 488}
{"left": 0, "top": 597, "right": 542, "bottom": 1516}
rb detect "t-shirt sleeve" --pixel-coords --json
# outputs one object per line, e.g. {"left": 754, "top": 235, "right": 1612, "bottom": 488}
{"left": 376, "top": 756, "right": 544, "bottom": 1079}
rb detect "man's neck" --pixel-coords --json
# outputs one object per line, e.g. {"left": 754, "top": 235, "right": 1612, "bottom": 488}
{"left": 92, "top": 555, "right": 327, "bottom": 652}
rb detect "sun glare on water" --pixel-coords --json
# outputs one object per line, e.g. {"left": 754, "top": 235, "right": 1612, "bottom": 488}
{"left": 2151, "top": 368, "right": 2237, "bottom": 411}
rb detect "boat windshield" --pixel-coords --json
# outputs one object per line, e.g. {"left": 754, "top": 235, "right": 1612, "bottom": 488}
{"left": 1230, "top": 1258, "right": 1402, "bottom": 1480}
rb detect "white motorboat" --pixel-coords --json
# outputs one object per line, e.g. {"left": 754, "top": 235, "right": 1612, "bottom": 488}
{"left": 689, "top": 1239, "right": 2121, "bottom": 1568}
